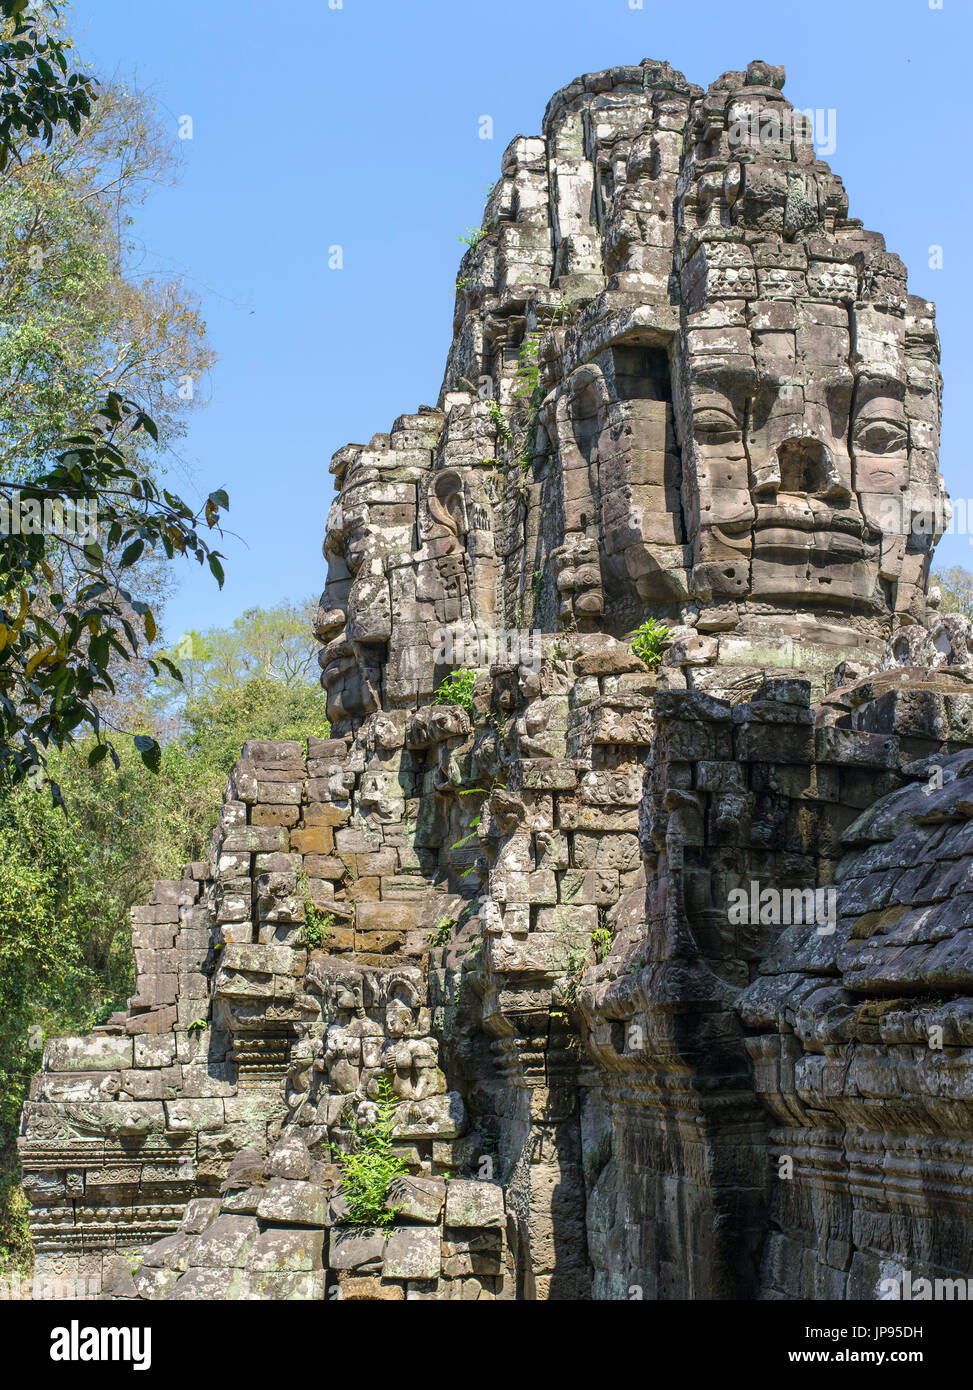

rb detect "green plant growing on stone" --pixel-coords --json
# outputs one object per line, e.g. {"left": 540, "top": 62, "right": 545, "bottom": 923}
{"left": 591, "top": 926, "right": 613, "bottom": 964}
{"left": 551, "top": 617, "right": 578, "bottom": 663}
{"left": 458, "top": 226, "right": 486, "bottom": 250}
{"left": 513, "top": 335, "right": 541, "bottom": 402}
{"left": 630, "top": 619, "right": 672, "bottom": 669}
{"left": 451, "top": 776, "right": 503, "bottom": 853}
{"left": 562, "top": 946, "right": 589, "bottom": 1005}
{"left": 450, "top": 816, "right": 480, "bottom": 854}
{"left": 489, "top": 398, "right": 512, "bottom": 446}
{"left": 187, "top": 1018, "right": 206, "bottom": 1033}
{"left": 298, "top": 869, "right": 335, "bottom": 949}
{"left": 511, "top": 334, "right": 544, "bottom": 482}
{"left": 433, "top": 669, "right": 476, "bottom": 715}
{"left": 305, "top": 909, "right": 335, "bottom": 951}
{"left": 338, "top": 1075, "right": 408, "bottom": 1228}
{"left": 567, "top": 948, "right": 588, "bottom": 972}
{"left": 431, "top": 916, "right": 455, "bottom": 947}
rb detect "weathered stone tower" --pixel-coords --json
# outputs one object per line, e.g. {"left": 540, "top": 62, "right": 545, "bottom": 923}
{"left": 19, "top": 60, "right": 973, "bottom": 1302}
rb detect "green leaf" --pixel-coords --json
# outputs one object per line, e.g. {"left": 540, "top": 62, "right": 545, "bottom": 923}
{"left": 138, "top": 413, "right": 158, "bottom": 443}
{"left": 133, "top": 734, "right": 162, "bottom": 774}
{"left": 159, "top": 657, "right": 183, "bottom": 682}
{"left": 120, "top": 539, "right": 144, "bottom": 568}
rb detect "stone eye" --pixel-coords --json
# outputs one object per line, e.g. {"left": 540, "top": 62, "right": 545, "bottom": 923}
{"left": 692, "top": 409, "right": 741, "bottom": 444}
{"left": 855, "top": 421, "right": 907, "bottom": 455}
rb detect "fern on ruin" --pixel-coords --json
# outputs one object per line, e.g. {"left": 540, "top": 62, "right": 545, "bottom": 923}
{"left": 297, "top": 868, "right": 335, "bottom": 949}
{"left": 432, "top": 669, "right": 477, "bottom": 715}
{"left": 630, "top": 620, "right": 671, "bottom": 669}
{"left": 337, "top": 1076, "right": 408, "bottom": 1228}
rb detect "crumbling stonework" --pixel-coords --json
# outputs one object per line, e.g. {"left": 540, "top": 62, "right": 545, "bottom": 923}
{"left": 19, "top": 58, "right": 973, "bottom": 1300}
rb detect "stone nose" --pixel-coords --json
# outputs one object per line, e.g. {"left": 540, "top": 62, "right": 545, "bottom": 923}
{"left": 314, "top": 606, "right": 345, "bottom": 642}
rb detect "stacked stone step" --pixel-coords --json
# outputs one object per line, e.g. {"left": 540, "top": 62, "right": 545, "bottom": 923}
{"left": 101, "top": 1131, "right": 512, "bottom": 1301}
{"left": 19, "top": 865, "right": 221, "bottom": 1292}
{"left": 20, "top": 719, "right": 473, "bottom": 1293}
{"left": 217, "top": 733, "right": 448, "bottom": 958}
{"left": 129, "top": 870, "right": 209, "bottom": 1031}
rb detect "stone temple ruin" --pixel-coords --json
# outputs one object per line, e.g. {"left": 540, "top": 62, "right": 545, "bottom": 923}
{"left": 19, "top": 58, "right": 973, "bottom": 1301}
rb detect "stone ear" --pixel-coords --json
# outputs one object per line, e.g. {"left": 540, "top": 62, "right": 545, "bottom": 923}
{"left": 429, "top": 470, "right": 467, "bottom": 549}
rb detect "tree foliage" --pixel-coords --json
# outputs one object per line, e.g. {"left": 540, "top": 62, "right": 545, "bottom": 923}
{"left": 0, "top": 2, "right": 225, "bottom": 789}
{"left": 0, "top": 621, "right": 330, "bottom": 1274}
{"left": 0, "top": 1, "right": 96, "bottom": 168}
{"left": 934, "top": 566, "right": 973, "bottom": 623}
{"left": 0, "top": 396, "right": 228, "bottom": 791}
{"left": 0, "top": 77, "right": 214, "bottom": 475}
{"left": 160, "top": 598, "right": 321, "bottom": 701}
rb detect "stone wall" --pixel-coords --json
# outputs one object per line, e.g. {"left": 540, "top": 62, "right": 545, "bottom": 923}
{"left": 581, "top": 667, "right": 973, "bottom": 1298}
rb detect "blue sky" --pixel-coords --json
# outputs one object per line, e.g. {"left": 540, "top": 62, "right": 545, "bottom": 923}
{"left": 75, "top": 0, "right": 972, "bottom": 640}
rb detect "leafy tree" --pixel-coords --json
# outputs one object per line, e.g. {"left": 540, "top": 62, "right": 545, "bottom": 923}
{"left": 0, "top": 749, "right": 136, "bottom": 1277}
{"left": 0, "top": 397, "right": 228, "bottom": 792}
{"left": 0, "top": 1, "right": 96, "bottom": 169}
{"left": 159, "top": 599, "right": 322, "bottom": 702}
{"left": 0, "top": 79, "right": 214, "bottom": 476}
{"left": 0, "top": 653, "right": 330, "bottom": 1274}
{"left": 934, "top": 566, "right": 973, "bottom": 623}
{"left": 0, "top": 3, "right": 227, "bottom": 788}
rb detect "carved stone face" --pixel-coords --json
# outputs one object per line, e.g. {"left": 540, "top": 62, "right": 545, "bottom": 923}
{"left": 315, "top": 61, "right": 947, "bottom": 708}
{"left": 385, "top": 998, "right": 415, "bottom": 1038}
{"left": 668, "top": 77, "right": 946, "bottom": 643}
{"left": 317, "top": 451, "right": 401, "bottom": 725}
{"left": 683, "top": 317, "right": 876, "bottom": 612}
{"left": 316, "top": 404, "right": 503, "bottom": 732}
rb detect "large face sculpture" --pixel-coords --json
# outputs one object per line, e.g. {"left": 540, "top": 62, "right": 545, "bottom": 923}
{"left": 671, "top": 74, "right": 945, "bottom": 639}
{"left": 316, "top": 60, "right": 946, "bottom": 713}
{"left": 316, "top": 403, "right": 501, "bottom": 731}
{"left": 316, "top": 443, "right": 402, "bottom": 725}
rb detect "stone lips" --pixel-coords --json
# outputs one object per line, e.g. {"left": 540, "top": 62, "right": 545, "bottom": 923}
{"left": 19, "top": 59, "right": 973, "bottom": 1301}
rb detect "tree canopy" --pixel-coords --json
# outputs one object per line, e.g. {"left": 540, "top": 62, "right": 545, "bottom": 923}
{"left": 0, "top": 599, "right": 330, "bottom": 1276}
{"left": 0, "top": 1, "right": 227, "bottom": 795}
{"left": 934, "top": 565, "right": 973, "bottom": 623}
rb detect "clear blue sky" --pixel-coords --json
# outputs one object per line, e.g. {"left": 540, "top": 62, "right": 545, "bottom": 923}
{"left": 75, "top": 0, "right": 972, "bottom": 640}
